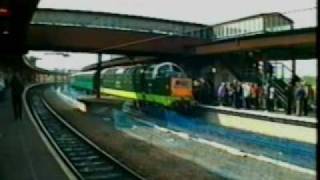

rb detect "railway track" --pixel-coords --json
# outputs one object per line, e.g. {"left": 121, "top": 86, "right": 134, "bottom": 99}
{"left": 26, "top": 88, "right": 144, "bottom": 180}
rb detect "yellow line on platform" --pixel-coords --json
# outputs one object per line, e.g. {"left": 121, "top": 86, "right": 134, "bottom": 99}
{"left": 216, "top": 114, "right": 316, "bottom": 144}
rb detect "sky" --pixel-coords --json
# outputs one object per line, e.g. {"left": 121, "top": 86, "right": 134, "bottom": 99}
{"left": 29, "top": 0, "right": 317, "bottom": 76}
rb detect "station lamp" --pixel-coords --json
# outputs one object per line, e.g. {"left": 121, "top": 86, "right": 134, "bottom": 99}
{"left": 0, "top": 7, "right": 11, "bottom": 17}
{"left": 0, "top": 7, "right": 11, "bottom": 35}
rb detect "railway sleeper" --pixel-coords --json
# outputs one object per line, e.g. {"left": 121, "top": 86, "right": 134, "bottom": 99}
{"left": 74, "top": 160, "right": 105, "bottom": 167}
{"left": 67, "top": 151, "right": 96, "bottom": 157}
{"left": 84, "top": 172, "right": 123, "bottom": 180}
{"left": 61, "top": 147, "right": 90, "bottom": 152}
{"left": 70, "top": 155, "right": 100, "bottom": 161}
{"left": 78, "top": 165, "right": 114, "bottom": 173}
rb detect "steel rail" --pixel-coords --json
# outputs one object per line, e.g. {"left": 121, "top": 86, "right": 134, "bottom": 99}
{"left": 25, "top": 85, "right": 145, "bottom": 180}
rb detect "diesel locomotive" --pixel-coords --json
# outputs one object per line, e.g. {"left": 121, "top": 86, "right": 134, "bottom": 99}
{"left": 70, "top": 62, "right": 194, "bottom": 109}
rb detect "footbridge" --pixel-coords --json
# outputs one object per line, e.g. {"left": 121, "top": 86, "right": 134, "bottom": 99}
{"left": 195, "top": 27, "right": 316, "bottom": 60}
{"left": 27, "top": 9, "right": 315, "bottom": 59}
{"left": 27, "top": 8, "right": 211, "bottom": 55}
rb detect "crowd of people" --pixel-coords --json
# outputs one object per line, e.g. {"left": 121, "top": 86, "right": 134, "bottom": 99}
{"left": 214, "top": 80, "right": 315, "bottom": 116}
{"left": 216, "top": 80, "right": 266, "bottom": 110}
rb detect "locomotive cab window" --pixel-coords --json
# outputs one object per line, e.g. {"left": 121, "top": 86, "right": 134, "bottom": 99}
{"left": 172, "top": 64, "right": 185, "bottom": 77}
{"left": 157, "top": 64, "right": 171, "bottom": 78}
{"left": 153, "top": 63, "right": 185, "bottom": 78}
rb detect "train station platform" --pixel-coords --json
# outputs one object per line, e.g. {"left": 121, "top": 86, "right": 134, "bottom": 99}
{"left": 0, "top": 89, "right": 69, "bottom": 180}
{"left": 59, "top": 84, "right": 317, "bottom": 144}
{"left": 197, "top": 104, "right": 317, "bottom": 144}
{"left": 49, "top": 86, "right": 316, "bottom": 179}
{"left": 199, "top": 104, "right": 317, "bottom": 127}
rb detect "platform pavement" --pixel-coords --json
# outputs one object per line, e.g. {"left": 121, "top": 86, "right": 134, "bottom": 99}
{"left": 49, "top": 87, "right": 315, "bottom": 179}
{"left": 0, "top": 89, "right": 69, "bottom": 180}
{"left": 199, "top": 104, "right": 317, "bottom": 126}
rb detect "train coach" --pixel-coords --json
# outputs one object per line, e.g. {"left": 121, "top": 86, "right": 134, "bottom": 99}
{"left": 70, "top": 71, "right": 95, "bottom": 93}
{"left": 70, "top": 62, "right": 194, "bottom": 109}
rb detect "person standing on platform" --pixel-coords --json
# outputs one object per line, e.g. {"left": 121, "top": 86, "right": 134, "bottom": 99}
{"left": 285, "top": 82, "right": 294, "bottom": 115}
{"left": 200, "top": 78, "right": 211, "bottom": 104}
{"left": 267, "top": 84, "right": 275, "bottom": 112}
{"left": 295, "top": 83, "right": 305, "bottom": 116}
{"left": 10, "top": 72, "right": 24, "bottom": 121}
{"left": 226, "top": 82, "right": 234, "bottom": 107}
{"left": 234, "top": 82, "right": 243, "bottom": 109}
{"left": 192, "top": 79, "right": 201, "bottom": 102}
{"left": 257, "top": 84, "right": 264, "bottom": 110}
{"left": 265, "top": 63, "right": 274, "bottom": 81}
{"left": 303, "top": 84, "right": 314, "bottom": 116}
{"left": 263, "top": 83, "right": 269, "bottom": 110}
{"left": 251, "top": 83, "right": 259, "bottom": 109}
{"left": 217, "top": 82, "right": 226, "bottom": 106}
{"left": 198, "top": 78, "right": 208, "bottom": 104}
{"left": 231, "top": 80, "right": 237, "bottom": 108}
{"left": 224, "top": 82, "right": 229, "bottom": 106}
{"left": 242, "top": 82, "right": 251, "bottom": 109}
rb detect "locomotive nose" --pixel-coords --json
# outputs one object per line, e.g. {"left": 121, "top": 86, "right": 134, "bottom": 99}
{"left": 171, "top": 78, "right": 193, "bottom": 98}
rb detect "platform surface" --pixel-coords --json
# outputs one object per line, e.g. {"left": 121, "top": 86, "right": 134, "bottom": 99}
{"left": 0, "top": 89, "right": 69, "bottom": 180}
{"left": 199, "top": 104, "right": 317, "bottom": 125}
{"left": 48, "top": 87, "right": 316, "bottom": 180}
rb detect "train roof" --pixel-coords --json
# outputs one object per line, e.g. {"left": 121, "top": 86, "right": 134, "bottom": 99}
{"left": 76, "top": 62, "right": 185, "bottom": 76}
{"left": 71, "top": 70, "right": 95, "bottom": 77}
{"left": 101, "top": 64, "right": 139, "bottom": 74}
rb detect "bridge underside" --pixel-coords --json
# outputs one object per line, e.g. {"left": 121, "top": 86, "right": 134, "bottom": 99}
{"left": 195, "top": 28, "right": 316, "bottom": 60}
{"left": 27, "top": 25, "right": 315, "bottom": 61}
{"left": 27, "top": 25, "right": 208, "bottom": 56}
{"left": 259, "top": 45, "right": 315, "bottom": 60}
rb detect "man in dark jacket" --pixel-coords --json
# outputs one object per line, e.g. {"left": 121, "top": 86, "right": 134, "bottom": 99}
{"left": 295, "top": 83, "right": 305, "bottom": 116}
{"left": 10, "top": 73, "right": 24, "bottom": 120}
{"left": 303, "top": 84, "right": 314, "bottom": 116}
{"left": 285, "top": 82, "right": 294, "bottom": 115}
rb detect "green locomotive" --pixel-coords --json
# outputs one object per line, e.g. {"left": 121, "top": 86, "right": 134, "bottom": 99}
{"left": 70, "top": 62, "right": 193, "bottom": 108}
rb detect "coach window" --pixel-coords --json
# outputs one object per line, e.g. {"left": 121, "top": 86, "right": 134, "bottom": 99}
{"left": 145, "top": 66, "right": 154, "bottom": 80}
